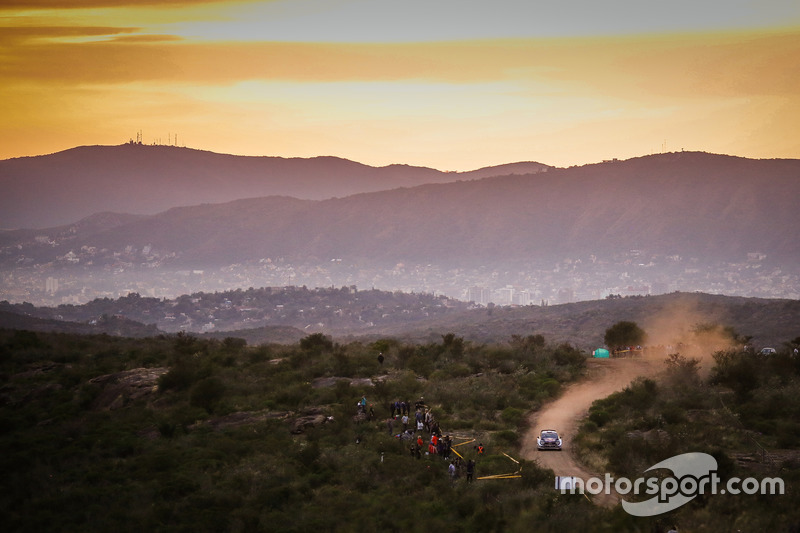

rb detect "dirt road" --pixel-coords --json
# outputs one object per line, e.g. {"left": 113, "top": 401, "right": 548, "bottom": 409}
{"left": 520, "top": 357, "right": 660, "bottom": 506}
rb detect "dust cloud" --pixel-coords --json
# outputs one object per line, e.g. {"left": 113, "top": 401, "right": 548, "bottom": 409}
{"left": 640, "top": 295, "right": 741, "bottom": 373}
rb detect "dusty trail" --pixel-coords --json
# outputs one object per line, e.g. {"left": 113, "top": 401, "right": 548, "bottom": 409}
{"left": 520, "top": 357, "right": 661, "bottom": 507}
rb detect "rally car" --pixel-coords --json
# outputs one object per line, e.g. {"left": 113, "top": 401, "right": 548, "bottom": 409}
{"left": 537, "top": 429, "right": 563, "bottom": 451}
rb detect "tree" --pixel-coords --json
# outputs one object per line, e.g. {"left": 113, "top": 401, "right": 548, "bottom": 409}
{"left": 604, "top": 321, "right": 646, "bottom": 350}
{"left": 300, "top": 333, "right": 333, "bottom": 353}
{"left": 441, "top": 333, "right": 464, "bottom": 360}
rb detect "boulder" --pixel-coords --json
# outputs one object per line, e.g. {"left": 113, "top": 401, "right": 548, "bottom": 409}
{"left": 88, "top": 367, "right": 168, "bottom": 410}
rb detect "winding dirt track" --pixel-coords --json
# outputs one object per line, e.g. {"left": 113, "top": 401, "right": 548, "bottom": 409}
{"left": 520, "top": 357, "right": 660, "bottom": 507}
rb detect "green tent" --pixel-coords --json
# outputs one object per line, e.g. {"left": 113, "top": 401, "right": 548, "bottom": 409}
{"left": 593, "top": 348, "right": 610, "bottom": 358}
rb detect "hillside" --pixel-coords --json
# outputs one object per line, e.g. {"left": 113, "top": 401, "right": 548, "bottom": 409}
{"left": 2, "top": 322, "right": 798, "bottom": 531}
{"left": 3, "top": 290, "right": 797, "bottom": 352}
{"left": 0, "top": 144, "right": 549, "bottom": 229}
{"left": 367, "top": 291, "right": 800, "bottom": 350}
{"left": 0, "top": 310, "right": 159, "bottom": 338}
{"left": 4, "top": 151, "right": 798, "bottom": 267}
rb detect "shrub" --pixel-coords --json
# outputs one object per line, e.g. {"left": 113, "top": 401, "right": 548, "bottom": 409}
{"left": 520, "top": 459, "right": 552, "bottom": 488}
{"left": 710, "top": 349, "right": 759, "bottom": 401}
{"left": 190, "top": 377, "right": 226, "bottom": 412}
{"left": 589, "top": 408, "right": 611, "bottom": 428}
{"left": 299, "top": 333, "right": 333, "bottom": 354}
{"left": 661, "top": 403, "right": 686, "bottom": 425}
{"left": 406, "top": 353, "right": 434, "bottom": 378}
{"left": 620, "top": 378, "right": 658, "bottom": 411}
{"left": 553, "top": 343, "right": 586, "bottom": 368}
{"left": 493, "top": 429, "right": 519, "bottom": 447}
{"left": 158, "top": 353, "right": 200, "bottom": 391}
{"left": 501, "top": 407, "right": 525, "bottom": 427}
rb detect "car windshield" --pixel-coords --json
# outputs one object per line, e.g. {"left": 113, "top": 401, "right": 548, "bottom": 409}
{"left": 542, "top": 431, "right": 558, "bottom": 438}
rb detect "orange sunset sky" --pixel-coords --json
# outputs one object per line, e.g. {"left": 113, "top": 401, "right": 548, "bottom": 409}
{"left": 2, "top": 0, "right": 799, "bottom": 170}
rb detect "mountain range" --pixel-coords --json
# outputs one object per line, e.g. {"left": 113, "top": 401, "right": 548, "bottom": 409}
{"left": 2, "top": 150, "right": 798, "bottom": 268}
{"left": 0, "top": 144, "right": 549, "bottom": 229}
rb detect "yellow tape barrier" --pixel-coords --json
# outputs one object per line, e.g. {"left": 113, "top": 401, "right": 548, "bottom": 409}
{"left": 476, "top": 453, "right": 521, "bottom": 481}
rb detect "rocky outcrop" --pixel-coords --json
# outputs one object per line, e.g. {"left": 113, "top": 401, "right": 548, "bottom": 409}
{"left": 190, "top": 410, "right": 291, "bottom": 431}
{"left": 88, "top": 367, "right": 168, "bottom": 410}
{"left": 290, "top": 408, "right": 333, "bottom": 434}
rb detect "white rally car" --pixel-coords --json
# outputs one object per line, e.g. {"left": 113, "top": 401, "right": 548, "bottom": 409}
{"left": 537, "top": 429, "right": 563, "bottom": 451}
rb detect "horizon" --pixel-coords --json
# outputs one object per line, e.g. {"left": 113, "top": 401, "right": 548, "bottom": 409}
{"left": 2, "top": 1, "right": 799, "bottom": 171}
{"left": 3, "top": 142, "right": 794, "bottom": 172}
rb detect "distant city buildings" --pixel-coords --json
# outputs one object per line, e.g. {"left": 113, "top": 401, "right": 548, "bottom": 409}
{"left": 1, "top": 240, "right": 798, "bottom": 308}
{"left": 45, "top": 277, "right": 58, "bottom": 294}
{"left": 465, "top": 286, "right": 490, "bottom": 305}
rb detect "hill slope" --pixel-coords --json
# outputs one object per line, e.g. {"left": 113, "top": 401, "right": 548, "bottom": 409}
{"left": 369, "top": 291, "right": 800, "bottom": 350}
{"left": 8, "top": 151, "right": 796, "bottom": 267}
{"left": 0, "top": 144, "right": 549, "bottom": 229}
{"left": 3, "top": 290, "right": 796, "bottom": 351}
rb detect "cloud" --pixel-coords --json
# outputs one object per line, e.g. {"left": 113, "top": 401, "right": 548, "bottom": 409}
{"left": 109, "top": 34, "right": 184, "bottom": 43}
{"left": 0, "top": 25, "right": 140, "bottom": 45}
{"left": 3, "top": 29, "right": 798, "bottom": 101}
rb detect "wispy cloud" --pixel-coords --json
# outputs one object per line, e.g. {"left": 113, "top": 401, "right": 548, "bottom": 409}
{"left": 4, "top": 29, "right": 798, "bottom": 95}
{"left": 0, "top": 24, "right": 140, "bottom": 45}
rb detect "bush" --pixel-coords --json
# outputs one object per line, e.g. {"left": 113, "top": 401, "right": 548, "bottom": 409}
{"left": 620, "top": 378, "right": 658, "bottom": 411}
{"left": 406, "top": 353, "right": 434, "bottom": 378}
{"left": 553, "top": 343, "right": 586, "bottom": 368}
{"left": 589, "top": 408, "right": 611, "bottom": 428}
{"left": 493, "top": 429, "right": 519, "bottom": 447}
{"left": 520, "top": 459, "right": 552, "bottom": 488}
{"left": 158, "top": 355, "right": 199, "bottom": 391}
{"left": 190, "top": 377, "right": 226, "bottom": 412}
{"left": 501, "top": 407, "right": 525, "bottom": 427}
{"left": 710, "top": 350, "right": 759, "bottom": 401}
{"left": 300, "top": 333, "right": 333, "bottom": 354}
{"left": 661, "top": 403, "right": 686, "bottom": 425}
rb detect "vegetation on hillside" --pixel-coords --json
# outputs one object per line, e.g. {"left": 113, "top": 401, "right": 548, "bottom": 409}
{"left": 574, "top": 346, "right": 800, "bottom": 531}
{"left": 1, "top": 328, "right": 591, "bottom": 532}
{"left": 2, "top": 323, "right": 799, "bottom": 531}
{"left": 1, "top": 286, "right": 469, "bottom": 336}
{"left": 5, "top": 290, "right": 800, "bottom": 351}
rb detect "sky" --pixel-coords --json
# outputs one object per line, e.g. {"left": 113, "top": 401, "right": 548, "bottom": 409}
{"left": 2, "top": 0, "right": 799, "bottom": 170}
